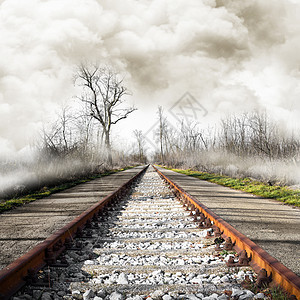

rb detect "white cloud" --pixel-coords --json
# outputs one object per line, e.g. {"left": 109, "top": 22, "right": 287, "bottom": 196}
{"left": 0, "top": 0, "right": 299, "bottom": 153}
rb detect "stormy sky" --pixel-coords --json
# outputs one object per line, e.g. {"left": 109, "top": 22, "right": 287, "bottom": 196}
{"left": 0, "top": 0, "right": 300, "bottom": 156}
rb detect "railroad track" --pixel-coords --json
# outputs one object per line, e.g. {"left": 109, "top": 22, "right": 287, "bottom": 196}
{"left": 0, "top": 165, "right": 299, "bottom": 299}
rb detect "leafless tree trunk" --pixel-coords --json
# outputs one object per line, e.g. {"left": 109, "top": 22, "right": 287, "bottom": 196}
{"left": 221, "top": 114, "right": 249, "bottom": 156}
{"left": 133, "top": 129, "right": 146, "bottom": 163}
{"left": 75, "top": 64, "right": 137, "bottom": 165}
{"left": 41, "top": 106, "right": 74, "bottom": 158}
{"left": 248, "top": 112, "right": 273, "bottom": 159}
{"left": 157, "top": 106, "right": 168, "bottom": 164}
{"left": 73, "top": 105, "right": 94, "bottom": 158}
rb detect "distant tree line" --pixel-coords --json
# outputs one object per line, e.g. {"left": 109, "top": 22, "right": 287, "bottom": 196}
{"left": 220, "top": 113, "right": 300, "bottom": 160}
{"left": 152, "top": 108, "right": 300, "bottom": 184}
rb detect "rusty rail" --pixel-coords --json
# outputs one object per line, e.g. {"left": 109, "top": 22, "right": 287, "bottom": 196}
{"left": 153, "top": 165, "right": 300, "bottom": 299}
{"left": 0, "top": 165, "right": 148, "bottom": 300}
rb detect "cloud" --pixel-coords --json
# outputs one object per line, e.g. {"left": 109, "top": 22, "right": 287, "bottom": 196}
{"left": 0, "top": 0, "right": 300, "bottom": 155}
{"left": 108, "top": 0, "right": 251, "bottom": 90}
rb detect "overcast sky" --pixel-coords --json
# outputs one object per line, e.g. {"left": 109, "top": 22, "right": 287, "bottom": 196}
{"left": 0, "top": 0, "right": 300, "bottom": 156}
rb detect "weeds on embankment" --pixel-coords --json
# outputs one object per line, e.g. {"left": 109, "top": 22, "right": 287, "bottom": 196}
{"left": 0, "top": 167, "right": 134, "bottom": 213}
{"left": 169, "top": 168, "right": 300, "bottom": 207}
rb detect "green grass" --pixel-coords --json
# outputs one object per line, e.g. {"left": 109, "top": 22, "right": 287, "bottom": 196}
{"left": 168, "top": 168, "right": 300, "bottom": 207}
{"left": 266, "top": 286, "right": 291, "bottom": 300}
{"left": 0, "top": 166, "right": 134, "bottom": 213}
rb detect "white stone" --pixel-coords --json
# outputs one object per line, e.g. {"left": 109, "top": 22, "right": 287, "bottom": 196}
{"left": 187, "top": 273, "right": 196, "bottom": 281}
{"left": 186, "top": 295, "right": 200, "bottom": 300}
{"left": 110, "top": 292, "right": 124, "bottom": 300}
{"left": 117, "top": 272, "right": 129, "bottom": 284}
{"left": 220, "top": 275, "right": 230, "bottom": 282}
{"left": 128, "top": 273, "right": 135, "bottom": 281}
{"left": 196, "top": 293, "right": 204, "bottom": 298}
{"left": 131, "top": 296, "right": 143, "bottom": 300}
{"left": 104, "top": 279, "right": 114, "bottom": 285}
{"left": 231, "top": 288, "right": 244, "bottom": 297}
{"left": 162, "top": 296, "right": 172, "bottom": 300}
{"left": 72, "top": 290, "right": 83, "bottom": 300}
{"left": 177, "top": 258, "right": 185, "bottom": 265}
{"left": 92, "top": 278, "right": 102, "bottom": 284}
{"left": 93, "top": 297, "right": 103, "bottom": 300}
{"left": 83, "top": 289, "right": 94, "bottom": 300}
{"left": 152, "top": 269, "right": 162, "bottom": 276}
{"left": 239, "top": 290, "right": 255, "bottom": 300}
{"left": 151, "top": 290, "right": 165, "bottom": 299}
{"left": 254, "top": 293, "right": 266, "bottom": 299}
{"left": 190, "top": 277, "right": 202, "bottom": 284}
{"left": 211, "top": 276, "right": 221, "bottom": 284}
{"left": 168, "top": 292, "right": 179, "bottom": 298}
{"left": 126, "top": 297, "right": 143, "bottom": 300}
{"left": 84, "top": 260, "right": 95, "bottom": 265}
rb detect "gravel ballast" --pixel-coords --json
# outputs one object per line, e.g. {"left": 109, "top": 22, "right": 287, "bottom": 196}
{"left": 14, "top": 167, "right": 264, "bottom": 300}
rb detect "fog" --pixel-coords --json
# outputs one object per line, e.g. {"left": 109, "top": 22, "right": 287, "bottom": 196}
{"left": 171, "top": 150, "right": 300, "bottom": 187}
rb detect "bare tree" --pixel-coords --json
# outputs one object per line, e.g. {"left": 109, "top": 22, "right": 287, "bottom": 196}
{"left": 73, "top": 106, "right": 94, "bottom": 158}
{"left": 133, "top": 129, "right": 146, "bottom": 163}
{"left": 178, "top": 121, "right": 209, "bottom": 152}
{"left": 40, "top": 104, "right": 101, "bottom": 163}
{"left": 221, "top": 114, "right": 249, "bottom": 156}
{"left": 75, "top": 64, "right": 137, "bottom": 164}
{"left": 41, "top": 106, "right": 75, "bottom": 158}
{"left": 157, "top": 106, "right": 170, "bottom": 163}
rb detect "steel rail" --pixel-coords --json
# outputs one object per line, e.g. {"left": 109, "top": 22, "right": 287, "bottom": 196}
{"left": 153, "top": 165, "right": 300, "bottom": 299}
{"left": 0, "top": 165, "right": 148, "bottom": 300}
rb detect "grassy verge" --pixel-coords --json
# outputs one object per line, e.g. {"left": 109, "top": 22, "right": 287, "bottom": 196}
{"left": 0, "top": 166, "right": 135, "bottom": 213}
{"left": 167, "top": 168, "right": 300, "bottom": 207}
